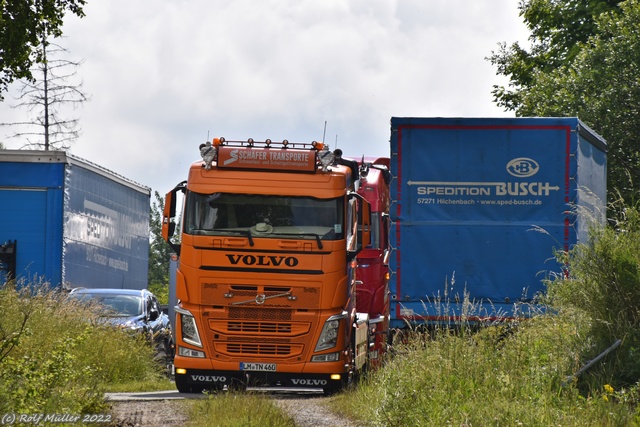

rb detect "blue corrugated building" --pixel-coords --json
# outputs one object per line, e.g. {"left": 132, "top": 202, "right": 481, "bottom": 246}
{"left": 0, "top": 150, "right": 150, "bottom": 290}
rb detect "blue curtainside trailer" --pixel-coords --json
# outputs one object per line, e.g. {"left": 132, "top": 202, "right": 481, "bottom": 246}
{"left": 389, "top": 117, "right": 607, "bottom": 326}
{"left": 0, "top": 150, "right": 150, "bottom": 290}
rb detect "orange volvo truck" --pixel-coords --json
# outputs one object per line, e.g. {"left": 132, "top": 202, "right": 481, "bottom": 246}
{"left": 162, "top": 137, "right": 372, "bottom": 394}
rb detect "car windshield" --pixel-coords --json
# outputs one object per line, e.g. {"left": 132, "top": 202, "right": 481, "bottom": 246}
{"left": 184, "top": 192, "right": 344, "bottom": 240}
{"left": 71, "top": 293, "right": 143, "bottom": 317}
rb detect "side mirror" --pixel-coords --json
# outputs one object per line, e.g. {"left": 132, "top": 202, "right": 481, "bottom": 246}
{"left": 346, "top": 192, "right": 371, "bottom": 261}
{"left": 162, "top": 181, "right": 186, "bottom": 255}
{"left": 162, "top": 188, "right": 177, "bottom": 241}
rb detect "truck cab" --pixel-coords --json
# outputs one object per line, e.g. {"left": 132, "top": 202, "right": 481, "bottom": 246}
{"left": 162, "top": 138, "right": 373, "bottom": 394}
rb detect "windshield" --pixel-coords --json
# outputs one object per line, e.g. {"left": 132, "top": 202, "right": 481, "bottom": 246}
{"left": 184, "top": 192, "right": 344, "bottom": 240}
{"left": 71, "top": 293, "right": 143, "bottom": 317}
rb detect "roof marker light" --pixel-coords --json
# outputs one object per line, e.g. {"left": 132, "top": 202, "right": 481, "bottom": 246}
{"left": 313, "top": 141, "right": 325, "bottom": 150}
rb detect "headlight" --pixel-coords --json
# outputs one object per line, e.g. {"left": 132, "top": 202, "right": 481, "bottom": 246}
{"left": 176, "top": 307, "right": 202, "bottom": 348}
{"left": 124, "top": 320, "right": 143, "bottom": 331}
{"left": 315, "top": 313, "right": 346, "bottom": 352}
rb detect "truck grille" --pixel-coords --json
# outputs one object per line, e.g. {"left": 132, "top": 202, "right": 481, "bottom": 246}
{"left": 228, "top": 321, "right": 291, "bottom": 333}
{"left": 229, "top": 307, "right": 291, "bottom": 321}
{"left": 200, "top": 283, "right": 320, "bottom": 308}
{"left": 224, "top": 343, "right": 298, "bottom": 356}
{"left": 209, "top": 319, "right": 310, "bottom": 336}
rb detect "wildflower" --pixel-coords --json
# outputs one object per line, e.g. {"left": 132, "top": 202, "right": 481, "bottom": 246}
{"left": 604, "top": 384, "right": 614, "bottom": 394}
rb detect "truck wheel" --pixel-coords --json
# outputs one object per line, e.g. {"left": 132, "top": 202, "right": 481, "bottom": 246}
{"left": 203, "top": 383, "right": 225, "bottom": 393}
{"left": 323, "top": 378, "right": 347, "bottom": 396}
{"left": 175, "top": 374, "right": 205, "bottom": 394}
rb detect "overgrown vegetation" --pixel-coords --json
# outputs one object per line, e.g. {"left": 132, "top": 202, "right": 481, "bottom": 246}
{"left": 5, "top": 209, "right": 640, "bottom": 426}
{"left": 328, "top": 204, "right": 640, "bottom": 426}
{"left": 332, "top": 315, "right": 634, "bottom": 426}
{"left": 546, "top": 200, "right": 640, "bottom": 387}
{"left": 188, "top": 392, "right": 295, "bottom": 427}
{"left": 0, "top": 281, "right": 168, "bottom": 414}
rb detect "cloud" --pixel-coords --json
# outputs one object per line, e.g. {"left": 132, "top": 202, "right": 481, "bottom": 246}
{"left": 0, "top": 0, "right": 529, "bottom": 194}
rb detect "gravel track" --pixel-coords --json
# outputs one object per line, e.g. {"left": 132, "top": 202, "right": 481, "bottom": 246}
{"left": 107, "top": 391, "right": 364, "bottom": 427}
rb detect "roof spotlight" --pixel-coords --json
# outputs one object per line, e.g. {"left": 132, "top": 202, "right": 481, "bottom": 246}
{"left": 247, "top": 138, "right": 254, "bottom": 147}
{"left": 265, "top": 139, "right": 272, "bottom": 146}
{"left": 282, "top": 139, "right": 289, "bottom": 147}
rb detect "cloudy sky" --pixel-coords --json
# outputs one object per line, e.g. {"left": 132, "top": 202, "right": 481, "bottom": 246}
{"left": 0, "top": 0, "right": 529, "bottom": 197}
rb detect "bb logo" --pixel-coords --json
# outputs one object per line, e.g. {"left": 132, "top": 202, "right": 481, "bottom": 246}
{"left": 506, "top": 158, "right": 539, "bottom": 178}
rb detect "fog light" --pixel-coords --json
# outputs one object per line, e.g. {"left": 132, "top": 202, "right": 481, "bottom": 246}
{"left": 311, "top": 352, "right": 340, "bottom": 362}
{"left": 178, "top": 346, "right": 205, "bottom": 358}
{"left": 330, "top": 374, "right": 341, "bottom": 381}
{"left": 176, "top": 368, "right": 187, "bottom": 375}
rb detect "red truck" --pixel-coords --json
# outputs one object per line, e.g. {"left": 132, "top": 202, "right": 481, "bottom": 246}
{"left": 352, "top": 156, "right": 391, "bottom": 368}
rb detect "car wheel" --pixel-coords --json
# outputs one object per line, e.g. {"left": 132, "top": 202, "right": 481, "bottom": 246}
{"left": 154, "top": 339, "right": 174, "bottom": 377}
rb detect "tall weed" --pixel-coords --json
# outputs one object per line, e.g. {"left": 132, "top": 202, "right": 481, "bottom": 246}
{"left": 546, "top": 203, "right": 640, "bottom": 385}
{"left": 0, "top": 282, "right": 164, "bottom": 413}
{"left": 334, "top": 315, "right": 633, "bottom": 426}
{"left": 189, "top": 392, "right": 295, "bottom": 427}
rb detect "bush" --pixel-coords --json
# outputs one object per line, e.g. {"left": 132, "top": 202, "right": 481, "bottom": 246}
{"left": 0, "top": 281, "right": 164, "bottom": 414}
{"left": 333, "top": 315, "right": 634, "bottom": 426}
{"left": 546, "top": 203, "right": 640, "bottom": 385}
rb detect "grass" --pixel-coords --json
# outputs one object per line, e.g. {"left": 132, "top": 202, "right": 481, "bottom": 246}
{"left": 6, "top": 205, "right": 640, "bottom": 426}
{"left": 105, "top": 377, "right": 176, "bottom": 393}
{"left": 3, "top": 289, "right": 639, "bottom": 426}
{"left": 187, "top": 392, "right": 295, "bottom": 427}
{"left": 0, "top": 281, "right": 170, "bottom": 414}
{"left": 329, "top": 313, "right": 639, "bottom": 427}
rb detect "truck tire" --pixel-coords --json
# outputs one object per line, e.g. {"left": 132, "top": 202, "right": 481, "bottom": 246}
{"left": 323, "top": 378, "right": 347, "bottom": 396}
{"left": 175, "top": 374, "right": 197, "bottom": 393}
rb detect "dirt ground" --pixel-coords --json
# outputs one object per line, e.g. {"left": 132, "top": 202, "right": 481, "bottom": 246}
{"left": 107, "top": 393, "right": 364, "bottom": 427}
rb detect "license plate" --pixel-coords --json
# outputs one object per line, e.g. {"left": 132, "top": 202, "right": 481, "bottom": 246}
{"left": 240, "top": 362, "right": 277, "bottom": 372}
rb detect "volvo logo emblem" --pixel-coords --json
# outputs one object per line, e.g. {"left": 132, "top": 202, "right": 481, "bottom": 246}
{"left": 255, "top": 294, "right": 266, "bottom": 305}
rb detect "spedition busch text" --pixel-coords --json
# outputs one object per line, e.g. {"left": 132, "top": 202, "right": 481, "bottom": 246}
{"left": 416, "top": 182, "right": 559, "bottom": 197}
